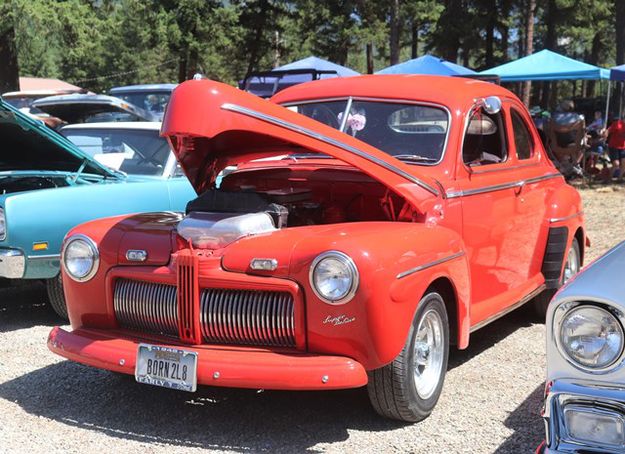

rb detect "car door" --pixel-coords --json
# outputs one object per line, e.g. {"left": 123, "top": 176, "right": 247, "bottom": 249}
{"left": 451, "top": 102, "right": 537, "bottom": 326}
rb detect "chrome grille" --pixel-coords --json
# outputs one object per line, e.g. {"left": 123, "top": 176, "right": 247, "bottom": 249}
{"left": 114, "top": 279, "right": 178, "bottom": 337}
{"left": 200, "top": 289, "right": 295, "bottom": 347}
{"left": 113, "top": 279, "right": 296, "bottom": 347}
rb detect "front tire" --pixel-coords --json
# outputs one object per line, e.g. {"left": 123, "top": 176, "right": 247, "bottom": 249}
{"left": 533, "top": 237, "right": 581, "bottom": 318}
{"left": 46, "top": 274, "right": 68, "bottom": 320}
{"left": 367, "top": 292, "right": 449, "bottom": 422}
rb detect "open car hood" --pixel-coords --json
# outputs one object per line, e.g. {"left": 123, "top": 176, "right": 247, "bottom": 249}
{"left": 0, "top": 98, "right": 122, "bottom": 177}
{"left": 32, "top": 94, "right": 158, "bottom": 124}
{"left": 161, "top": 80, "right": 442, "bottom": 210}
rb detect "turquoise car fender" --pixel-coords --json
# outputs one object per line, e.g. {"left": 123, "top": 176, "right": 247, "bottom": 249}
{"left": 0, "top": 177, "right": 195, "bottom": 279}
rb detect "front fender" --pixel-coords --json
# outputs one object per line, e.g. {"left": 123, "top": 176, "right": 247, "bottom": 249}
{"left": 285, "top": 222, "right": 470, "bottom": 370}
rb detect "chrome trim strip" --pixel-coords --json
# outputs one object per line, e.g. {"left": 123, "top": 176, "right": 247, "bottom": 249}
{"left": 396, "top": 251, "right": 465, "bottom": 279}
{"left": 470, "top": 284, "right": 546, "bottom": 333}
{"left": 470, "top": 162, "right": 539, "bottom": 174}
{"left": 26, "top": 253, "right": 61, "bottom": 260}
{"left": 549, "top": 212, "right": 583, "bottom": 224}
{"left": 446, "top": 172, "right": 562, "bottom": 199}
{"left": 281, "top": 96, "right": 453, "bottom": 168}
{"left": 222, "top": 102, "right": 440, "bottom": 196}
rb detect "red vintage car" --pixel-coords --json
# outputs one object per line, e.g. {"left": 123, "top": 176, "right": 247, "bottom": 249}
{"left": 48, "top": 76, "right": 585, "bottom": 422}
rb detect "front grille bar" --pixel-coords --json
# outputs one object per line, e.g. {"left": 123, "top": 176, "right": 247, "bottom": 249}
{"left": 200, "top": 289, "right": 295, "bottom": 347}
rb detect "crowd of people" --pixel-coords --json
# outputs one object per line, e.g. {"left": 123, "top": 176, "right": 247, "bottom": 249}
{"left": 531, "top": 101, "right": 625, "bottom": 182}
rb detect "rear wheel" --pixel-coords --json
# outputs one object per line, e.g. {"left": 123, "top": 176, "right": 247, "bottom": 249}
{"left": 533, "top": 237, "right": 581, "bottom": 319}
{"left": 367, "top": 292, "right": 449, "bottom": 422}
{"left": 46, "top": 274, "right": 68, "bottom": 320}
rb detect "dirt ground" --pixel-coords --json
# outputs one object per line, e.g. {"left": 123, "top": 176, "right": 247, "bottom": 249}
{"left": 0, "top": 184, "right": 623, "bottom": 453}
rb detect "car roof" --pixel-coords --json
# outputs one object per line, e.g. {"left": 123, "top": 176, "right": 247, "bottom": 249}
{"left": 110, "top": 84, "right": 177, "bottom": 93}
{"left": 60, "top": 122, "right": 162, "bottom": 131}
{"left": 271, "top": 74, "right": 515, "bottom": 107}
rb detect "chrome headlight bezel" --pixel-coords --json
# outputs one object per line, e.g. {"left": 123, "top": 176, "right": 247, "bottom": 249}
{"left": 555, "top": 302, "right": 625, "bottom": 373}
{"left": 61, "top": 234, "right": 100, "bottom": 282}
{"left": 0, "top": 207, "right": 6, "bottom": 241}
{"left": 309, "top": 251, "right": 359, "bottom": 305}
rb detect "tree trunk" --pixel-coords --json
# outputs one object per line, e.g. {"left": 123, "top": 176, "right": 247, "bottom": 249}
{"left": 0, "top": 12, "right": 19, "bottom": 93}
{"left": 586, "top": 32, "right": 602, "bottom": 98}
{"left": 522, "top": 0, "right": 536, "bottom": 107}
{"left": 245, "top": 0, "right": 269, "bottom": 78}
{"left": 499, "top": 0, "right": 511, "bottom": 62}
{"left": 177, "top": 52, "right": 188, "bottom": 83}
{"left": 411, "top": 22, "right": 418, "bottom": 59}
{"left": 366, "top": 43, "right": 374, "bottom": 74}
{"left": 615, "top": 0, "right": 625, "bottom": 117}
{"left": 541, "top": 0, "right": 558, "bottom": 108}
{"left": 484, "top": 0, "right": 496, "bottom": 68}
{"left": 389, "top": 0, "right": 400, "bottom": 65}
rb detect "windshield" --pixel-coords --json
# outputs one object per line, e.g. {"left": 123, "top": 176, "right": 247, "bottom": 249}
{"left": 111, "top": 91, "right": 171, "bottom": 116}
{"left": 61, "top": 128, "right": 170, "bottom": 176}
{"left": 286, "top": 99, "right": 449, "bottom": 163}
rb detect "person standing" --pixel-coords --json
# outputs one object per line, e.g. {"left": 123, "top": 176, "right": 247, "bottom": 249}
{"left": 605, "top": 117, "right": 625, "bottom": 182}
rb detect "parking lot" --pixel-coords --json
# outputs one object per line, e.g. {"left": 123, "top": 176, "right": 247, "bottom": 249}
{"left": 1, "top": 185, "right": 623, "bottom": 453}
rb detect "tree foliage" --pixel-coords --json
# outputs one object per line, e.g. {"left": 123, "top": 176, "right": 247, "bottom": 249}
{"left": 0, "top": 0, "right": 621, "bottom": 99}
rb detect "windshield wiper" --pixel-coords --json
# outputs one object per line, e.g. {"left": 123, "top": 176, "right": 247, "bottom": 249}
{"left": 394, "top": 154, "right": 438, "bottom": 163}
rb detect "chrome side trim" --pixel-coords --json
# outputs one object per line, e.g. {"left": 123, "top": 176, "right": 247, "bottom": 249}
{"left": 446, "top": 172, "right": 562, "bottom": 199}
{"left": 470, "top": 284, "right": 546, "bottom": 333}
{"left": 396, "top": 251, "right": 465, "bottom": 279}
{"left": 469, "top": 162, "right": 539, "bottom": 174}
{"left": 26, "top": 253, "right": 61, "bottom": 261}
{"left": 549, "top": 212, "right": 583, "bottom": 224}
{"left": 221, "top": 102, "right": 440, "bottom": 196}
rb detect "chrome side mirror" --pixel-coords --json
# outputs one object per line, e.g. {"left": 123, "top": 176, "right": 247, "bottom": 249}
{"left": 477, "top": 96, "right": 502, "bottom": 115}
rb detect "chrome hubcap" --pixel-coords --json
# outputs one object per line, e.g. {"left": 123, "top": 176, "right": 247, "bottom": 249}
{"left": 563, "top": 245, "right": 580, "bottom": 283}
{"left": 413, "top": 308, "right": 444, "bottom": 399}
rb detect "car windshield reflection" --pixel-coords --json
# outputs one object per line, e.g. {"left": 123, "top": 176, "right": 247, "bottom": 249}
{"left": 286, "top": 99, "right": 449, "bottom": 164}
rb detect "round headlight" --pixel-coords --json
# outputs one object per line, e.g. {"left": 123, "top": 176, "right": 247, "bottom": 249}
{"left": 62, "top": 235, "right": 99, "bottom": 282}
{"left": 309, "top": 251, "right": 359, "bottom": 304}
{"left": 559, "top": 305, "right": 624, "bottom": 370}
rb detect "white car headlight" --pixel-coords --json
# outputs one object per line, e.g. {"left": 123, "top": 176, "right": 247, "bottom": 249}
{"left": 0, "top": 208, "right": 5, "bottom": 240}
{"left": 309, "top": 251, "right": 358, "bottom": 304}
{"left": 559, "top": 305, "right": 624, "bottom": 370}
{"left": 62, "top": 234, "right": 99, "bottom": 282}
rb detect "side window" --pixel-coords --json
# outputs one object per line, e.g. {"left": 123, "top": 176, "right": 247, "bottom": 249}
{"left": 462, "top": 108, "right": 507, "bottom": 166}
{"left": 511, "top": 109, "right": 534, "bottom": 160}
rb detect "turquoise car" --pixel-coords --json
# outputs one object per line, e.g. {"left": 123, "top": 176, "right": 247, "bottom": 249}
{"left": 0, "top": 99, "right": 196, "bottom": 318}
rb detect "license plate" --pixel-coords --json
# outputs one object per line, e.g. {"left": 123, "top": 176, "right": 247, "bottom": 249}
{"left": 135, "top": 344, "right": 198, "bottom": 392}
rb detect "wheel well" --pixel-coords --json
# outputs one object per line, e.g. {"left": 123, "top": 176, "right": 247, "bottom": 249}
{"left": 574, "top": 227, "right": 585, "bottom": 266}
{"left": 426, "top": 277, "right": 458, "bottom": 345}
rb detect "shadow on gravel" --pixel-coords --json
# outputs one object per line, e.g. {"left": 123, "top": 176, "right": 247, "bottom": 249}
{"left": 494, "top": 384, "right": 545, "bottom": 453}
{"left": 0, "top": 361, "right": 404, "bottom": 452}
{"left": 0, "top": 282, "right": 62, "bottom": 333}
{"left": 448, "top": 305, "right": 537, "bottom": 371}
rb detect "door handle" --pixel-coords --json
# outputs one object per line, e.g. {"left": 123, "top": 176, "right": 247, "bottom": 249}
{"left": 514, "top": 180, "right": 525, "bottom": 196}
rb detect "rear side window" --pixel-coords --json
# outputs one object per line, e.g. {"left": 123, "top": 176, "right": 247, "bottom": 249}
{"left": 462, "top": 108, "right": 508, "bottom": 166}
{"left": 511, "top": 109, "right": 534, "bottom": 160}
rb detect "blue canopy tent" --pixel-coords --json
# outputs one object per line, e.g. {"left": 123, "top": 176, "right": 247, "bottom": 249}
{"left": 610, "top": 64, "right": 625, "bottom": 117}
{"left": 482, "top": 49, "right": 612, "bottom": 124}
{"left": 376, "top": 55, "right": 476, "bottom": 76}
{"left": 275, "top": 56, "right": 359, "bottom": 77}
{"left": 241, "top": 56, "right": 359, "bottom": 97}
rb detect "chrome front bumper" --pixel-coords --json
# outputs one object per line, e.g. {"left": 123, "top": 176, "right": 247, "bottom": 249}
{"left": 543, "top": 379, "right": 625, "bottom": 453}
{"left": 0, "top": 249, "right": 25, "bottom": 279}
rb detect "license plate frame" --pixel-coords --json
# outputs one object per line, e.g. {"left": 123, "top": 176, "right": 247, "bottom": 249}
{"left": 135, "top": 343, "right": 198, "bottom": 392}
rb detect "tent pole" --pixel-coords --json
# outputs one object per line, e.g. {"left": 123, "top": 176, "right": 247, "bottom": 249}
{"left": 605, "top": 81, "right": 611, "bottom": 126}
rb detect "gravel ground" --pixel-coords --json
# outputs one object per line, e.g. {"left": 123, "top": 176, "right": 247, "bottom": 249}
{"left": 0, "top": 185, "right": 623, "bottom": 454}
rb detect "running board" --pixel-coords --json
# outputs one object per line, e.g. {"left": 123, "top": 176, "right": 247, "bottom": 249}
{"left": 469, "top": 284, "right": 546, "bottom": 333}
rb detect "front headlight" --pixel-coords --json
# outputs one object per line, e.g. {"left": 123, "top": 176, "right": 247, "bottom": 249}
{"left": 559, "top": 305, "right": 624, "bottom": 370}
{"left": 62, "top": 234, "right": 99, "bottom": 282}
{"left": 0, "top": 207, "right": 6, "bottom": 240}
{"left": 309, "top": 251, "right": 358, "bottom": 304}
